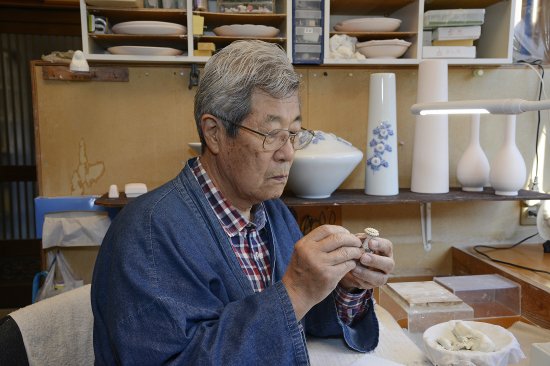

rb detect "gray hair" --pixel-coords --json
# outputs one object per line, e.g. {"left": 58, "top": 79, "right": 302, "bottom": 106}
{"left": 194, "top": 40, "right": 300, "bottom": 143}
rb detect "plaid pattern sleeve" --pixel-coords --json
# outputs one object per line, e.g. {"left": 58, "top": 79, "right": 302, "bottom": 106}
{"left": 333, "top": 286, "right": 373, "bottom": 325}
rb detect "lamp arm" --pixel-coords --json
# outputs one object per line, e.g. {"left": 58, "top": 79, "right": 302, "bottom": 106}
{"left": 411, "top": 98, "right": 550, "bottom": 115}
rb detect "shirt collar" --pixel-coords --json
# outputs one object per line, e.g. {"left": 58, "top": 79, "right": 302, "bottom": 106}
{"left": 190, "top": 157, "right": 267, "bottom": 237}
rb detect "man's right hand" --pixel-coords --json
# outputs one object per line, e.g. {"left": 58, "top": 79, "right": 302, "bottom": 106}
{"left": 281, "top": 225, "right": 364, "bottom": 320}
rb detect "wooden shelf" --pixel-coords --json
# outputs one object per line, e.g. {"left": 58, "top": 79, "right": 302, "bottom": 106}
{"left": 197, "top": 11, "right": 286, "bottom": 27}
{"left": 281, "top": 188, "right": 550, "bottom": 206}
{"left": 95, "top": 187, "right": 550, "bottom": 208}
{"left": 424, "top": 0, "right": 503, "bottom": 11}
{"left": 196, "top": 35, "right": 286, "bottom": 46}
{"left": 88, "top": 6, "right": 187, "bottom": 22}
{"left": 90, "top": 33, "right": 188, "bottom": 49}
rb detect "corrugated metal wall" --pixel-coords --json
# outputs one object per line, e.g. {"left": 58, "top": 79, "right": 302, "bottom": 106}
{"left": 0, "top": 33, "right": 80, "bottom": 240}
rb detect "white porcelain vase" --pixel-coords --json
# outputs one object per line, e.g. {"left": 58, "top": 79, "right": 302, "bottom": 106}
{"left": 489, "top": 115, "right": 526, "bottom": 196}
{"left": 456, "top": 114, "right": 490, "bottom": 191}
{"left": 411, "top": 59, "right": 449, "bottom": 193}
{"left": 287, "top": 131, "right": 363, "bottom": 199}
{"left": 365, "top": 73, "right": 398, "bottom": 196}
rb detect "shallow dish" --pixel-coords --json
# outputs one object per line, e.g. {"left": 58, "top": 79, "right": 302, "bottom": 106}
{"left": 423, "top": 320, "right": 525, "bottom": 366}
{"left": 334, "top": 17, "right": 401, "bottom": 32}
{"left": 213, "top": 24, "right": 280, "bottom": 37}
{"left": 107, "top": 46, "right": 183, "bottom": 56}
{"left": 86, "top": 0, "right": 143, "bottom": 7}
{"left": 355, "top": 39, "right": 411, "bottom": 58}
{"left": 112, "top": 21, "right": 186, "bottom": 35}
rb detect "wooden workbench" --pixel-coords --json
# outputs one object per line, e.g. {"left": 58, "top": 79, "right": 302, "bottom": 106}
{"left": 452, "top": 244, "right": 550, "bottom": 329}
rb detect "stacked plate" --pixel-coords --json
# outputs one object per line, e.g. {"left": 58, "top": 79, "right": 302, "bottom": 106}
{"left": 213, "top": 24, "right": 280, "bottom": 37}
{"left": 107, "top": 46, "right": 184, "bottom": 56}
{"left": 355, "top": 39, "right": 411, "bottom": 58}
{"left": 112, "top": 21, "right": 187, "bottom": 35}
{"left": 334, "top": 17, "right": 401, "bottom": 32}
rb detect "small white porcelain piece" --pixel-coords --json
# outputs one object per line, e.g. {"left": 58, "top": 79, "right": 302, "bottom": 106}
{"left": 356, "top": 39, "right": 411, "bottom": 58}
{"left": 363, "top": 227, "right": 379, "bottom": 252}
{"left": 334, "top": 17, "right": 401, "bottom": 32}
{"left": 287, "top": 131, "right": 363, "bottom": 199}
{"left": 108, "top": 184, "right": 119, "bottom": 198}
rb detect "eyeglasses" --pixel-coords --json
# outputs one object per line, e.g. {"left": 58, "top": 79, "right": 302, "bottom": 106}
{"left": 222, "top": 119, "right": 315, "bottom": 151}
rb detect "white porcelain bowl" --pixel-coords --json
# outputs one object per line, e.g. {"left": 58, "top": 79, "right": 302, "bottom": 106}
{"left": 423, "top": 321, "right": 525, "bottom": 366}
{"left": 287, "top": 131, "right": 363, "bottom": 199}
{"left": 334, "top": 17, "right": 402, "bottom": 32}
{"left": 356, "top": 39, "right": 411, "bottom": 58}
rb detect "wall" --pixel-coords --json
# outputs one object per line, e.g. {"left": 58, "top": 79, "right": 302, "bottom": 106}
{"left": 32, "top": 63, "right": 550, "bottom": 278}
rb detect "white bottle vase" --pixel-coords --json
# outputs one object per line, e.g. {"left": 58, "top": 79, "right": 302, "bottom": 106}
{"left": 365, "top": 73, "right": 398, "bottom": 196}
{"left": 456, "top": 114, "right": 490, "bottom": 192}
{"left": 411, "top": 59, "right": 449, "bottom": 193}
{"left": 489, "top": 115, "right": 527, "bottom": 196}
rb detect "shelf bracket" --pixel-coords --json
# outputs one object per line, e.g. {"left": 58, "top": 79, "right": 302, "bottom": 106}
{"left": 420, "top": 202, "right": 432, "bottom": 252}
{"left": 188, "top": 63, "right": 200, "bottom": 89}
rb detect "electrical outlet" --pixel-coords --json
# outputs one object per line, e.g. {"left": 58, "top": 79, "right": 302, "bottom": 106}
{"left": 520, "top": 203, "right": 538, "bottom": 226}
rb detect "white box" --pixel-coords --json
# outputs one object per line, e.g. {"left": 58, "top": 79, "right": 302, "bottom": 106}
{"left": 423, "top": 46, "right": 476, "bottom": 59}
{"left": 432, "top": 26, "right": 481, "bottom": 41}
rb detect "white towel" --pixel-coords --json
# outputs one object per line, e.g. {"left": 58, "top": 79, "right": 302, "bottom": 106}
{"left": 10, "top": 285, "right": 94, "bottom": 366}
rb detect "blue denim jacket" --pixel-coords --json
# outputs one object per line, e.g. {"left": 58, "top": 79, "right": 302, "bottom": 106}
{"left": 91, "top": 158, "right": 379, "bottom": 365}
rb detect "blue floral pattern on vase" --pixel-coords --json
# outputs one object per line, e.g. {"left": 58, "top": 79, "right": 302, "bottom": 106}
{"left": 367, "top": 121, "right": 394, "bottom": 172}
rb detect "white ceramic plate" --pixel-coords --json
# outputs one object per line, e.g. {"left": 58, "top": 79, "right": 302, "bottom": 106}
{"left": 355, "top": 39, "right": 411, "bottom": 58}
{"left": 107, "top": 46, "right": 184, "bottom": 56}
{"left": 213, "top": 24, "right": 280, "bottom": 37}
{"left": 334, "top": 17, "right": 401, "bottom": 32}
{"left": 112, "top": 21, "right": 187, "bottom": 35}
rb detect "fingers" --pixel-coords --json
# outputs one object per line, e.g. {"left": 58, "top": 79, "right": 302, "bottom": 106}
{"left": 307, "top": 225, "right": 363, "bottom": 252}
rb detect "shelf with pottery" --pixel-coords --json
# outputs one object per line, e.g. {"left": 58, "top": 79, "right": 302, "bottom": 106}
{"left": 94, "top": 188, "right": 550, "bottom": 209}
{"left": 81, "top": 0, "right": 292, "bottom": 62}
{"left": 323, "top": 0, "right": 516, "bottom": 65}
{"left": 193, "top": 11, "right": 288, "bottom": 50}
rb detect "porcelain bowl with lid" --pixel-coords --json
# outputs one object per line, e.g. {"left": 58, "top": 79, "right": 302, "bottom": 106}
{"left": 287, "top": 131, "right": 363, "bottom": 199}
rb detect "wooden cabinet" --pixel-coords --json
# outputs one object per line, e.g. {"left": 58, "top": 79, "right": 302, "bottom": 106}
{"left": 79, "top": 0, "right": 518, "bottom": 64}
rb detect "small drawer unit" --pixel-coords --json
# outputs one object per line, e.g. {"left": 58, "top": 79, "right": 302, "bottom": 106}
{"left": 293, "top": 0, "right": 324, "bottom": 64}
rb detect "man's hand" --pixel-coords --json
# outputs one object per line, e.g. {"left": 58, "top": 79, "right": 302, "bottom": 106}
{"left": 339, "top": 234, "right": 394, "bottom": 291}
{"left": 282, "top": 225, "right": 364, "bottom": 320}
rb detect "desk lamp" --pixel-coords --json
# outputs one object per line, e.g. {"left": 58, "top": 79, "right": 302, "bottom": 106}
{"left": 411, "top": 98, "right": 550, "bottom": 196}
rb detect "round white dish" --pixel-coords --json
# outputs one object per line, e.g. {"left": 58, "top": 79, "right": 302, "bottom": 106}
{"left": 287, "top": 131, "right": 363, "bottom": 199}
{"left": 423, "top": 320, "right": 525, "bottom": 366}
{"left": 334, "top": 17, "right": 401, "bottom": 32}
{"left": 112, "top": 21, "right": 187, "bottom": 35}
{"left": 107, "top": 46, "right": 184, "bottom": 56}
{"left": 355, "top": 39, "right": 411, "bottom": 58}
{"left": 213, "top": 24, "right": 280, "bottom": 37}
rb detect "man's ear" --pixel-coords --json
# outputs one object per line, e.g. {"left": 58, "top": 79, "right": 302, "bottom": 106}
{"left": 201, "top": 115, "right": 221, "bottom": 154}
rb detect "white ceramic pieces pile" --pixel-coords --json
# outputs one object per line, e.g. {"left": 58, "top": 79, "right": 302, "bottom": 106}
{"left": 332, "top": 17, "right": 411, "bottom": 59}
{"left": 212, "top": 24, "right": 280, "bottom": 37}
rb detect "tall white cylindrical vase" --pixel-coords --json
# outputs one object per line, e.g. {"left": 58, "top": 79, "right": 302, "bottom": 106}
{"left": 489, "top": 115, "right": 527, "bottom": 196}
{"left": 456, "top": 114, "right": 490, "bottom": 191}
{"left": 365, "top": 73, "right": 398, "bottom": 196}
{"left": 411, "top": 60, "right": 449, "bottom": 193}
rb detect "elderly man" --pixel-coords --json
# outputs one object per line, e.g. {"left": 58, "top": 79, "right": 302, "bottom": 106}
{"left": 91, "top": 40, "right": 394, "bottom": 365}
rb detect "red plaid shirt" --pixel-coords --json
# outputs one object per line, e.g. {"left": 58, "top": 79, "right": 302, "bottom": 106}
{"left": 191, "top": 158, "right": 370, "bottom": 324}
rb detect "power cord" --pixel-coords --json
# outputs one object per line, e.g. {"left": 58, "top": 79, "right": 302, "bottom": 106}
{"left": 517, "top": 60, "right": 546, "bottom": 191}
{"left": 473, "top": 233, "right": 550, "bottom": 275}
